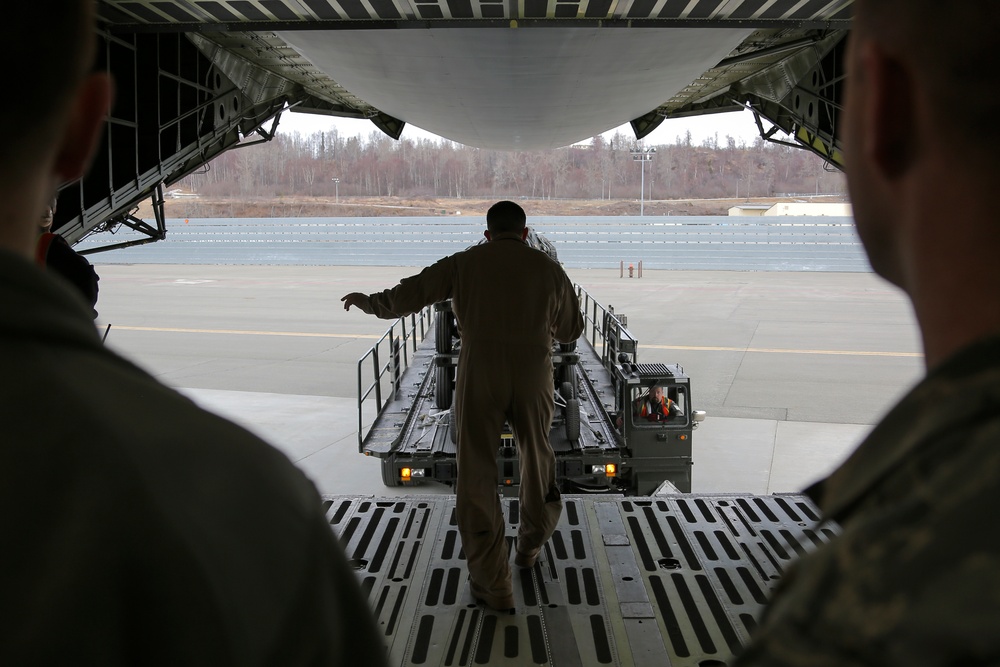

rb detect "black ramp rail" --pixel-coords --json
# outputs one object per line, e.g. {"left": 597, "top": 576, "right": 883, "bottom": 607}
{"left": 325, "top": 494, "right": 837, "bottom": 666}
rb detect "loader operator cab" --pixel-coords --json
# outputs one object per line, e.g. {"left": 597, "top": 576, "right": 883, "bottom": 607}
{"left": 612, "top": 360, "right": 704, "bottom": 493}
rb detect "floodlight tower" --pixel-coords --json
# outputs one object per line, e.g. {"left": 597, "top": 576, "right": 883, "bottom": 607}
{"left": 630, "top": 146, "right": 656, "bottom": 216}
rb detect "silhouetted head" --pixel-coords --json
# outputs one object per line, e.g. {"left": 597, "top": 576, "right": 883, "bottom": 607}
{"left": 850, "top": 0, "right": 1000, "bottom": 165}
{"left": 486, "top": 200, "right": 527, "bottom": 237}
{"left": 5, "top": 1, "right": 97, "bottom": 172}
{"left": 1, "top": 1, "right": 111, "bottom": 256}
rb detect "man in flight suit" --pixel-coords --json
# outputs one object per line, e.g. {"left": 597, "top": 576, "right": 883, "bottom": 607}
{"left": 343, "top": 200, "right": 584, "bottom": 610}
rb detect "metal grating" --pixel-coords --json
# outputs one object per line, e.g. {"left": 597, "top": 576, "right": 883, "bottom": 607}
{"left": 326, "top": 493, "right": 836, "bottom": 666}
{"left": 633, "top": 363, "right": 678, "bottom": 379}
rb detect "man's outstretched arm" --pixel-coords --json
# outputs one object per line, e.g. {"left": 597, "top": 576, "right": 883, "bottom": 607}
{"left": 342, "top": 257, "right": 455, "bottom": 320}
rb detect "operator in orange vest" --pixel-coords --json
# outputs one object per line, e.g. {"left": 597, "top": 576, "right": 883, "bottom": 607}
{"left": 637, "top": 384, "right": 680, "bottom": 422}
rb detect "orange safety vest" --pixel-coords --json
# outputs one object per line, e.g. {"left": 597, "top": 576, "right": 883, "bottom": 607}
{"left": 640, "top": 397, "right": 673, "bottom": 419}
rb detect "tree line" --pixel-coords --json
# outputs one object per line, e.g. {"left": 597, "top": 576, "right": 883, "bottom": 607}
{"left": 179, "top": 123, "right": 845, "bottom": 202}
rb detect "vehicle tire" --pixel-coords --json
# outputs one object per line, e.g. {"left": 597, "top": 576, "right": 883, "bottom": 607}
{"left": 560, "top": 380, "right": 575, "bottom": 401}
{"left": 435, "top": 312, "right": 453, "bottom": 354}
{"left": 381, "top": 458, "right": 400, "bottom": 487}
{"left": 565, "top": 398, "right": 581, "bottom": 442}
{"left": 558, "top": 362, "right": 577, "bottom": 392}
{"left": 435, "top": 364, "right": 453, "bottom": 409}
{"left": 449, "top": 406, "right": 458, "bottom": 444}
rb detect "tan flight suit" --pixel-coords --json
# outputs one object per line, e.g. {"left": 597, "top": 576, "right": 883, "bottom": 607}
{"left": 360, "top": 236, "right": 584, "bottom": 608}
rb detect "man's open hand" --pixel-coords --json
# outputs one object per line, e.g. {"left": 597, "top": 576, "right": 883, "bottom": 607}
{"left": 341, "top": 293, "right": 369, "bottom": 312}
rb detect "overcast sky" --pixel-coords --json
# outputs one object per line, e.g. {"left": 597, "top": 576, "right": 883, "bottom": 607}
{"left": 278, "top": 106, "right": 781, "bottom": 148}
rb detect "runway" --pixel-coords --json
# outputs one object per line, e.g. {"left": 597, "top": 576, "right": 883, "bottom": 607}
{"left": 92, "top": 264, "right": 922, "bottom": 497}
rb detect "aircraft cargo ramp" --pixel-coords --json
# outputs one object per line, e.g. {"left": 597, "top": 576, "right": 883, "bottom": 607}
{"left": 325, "top": 493, "right": 836, "bottom": 666}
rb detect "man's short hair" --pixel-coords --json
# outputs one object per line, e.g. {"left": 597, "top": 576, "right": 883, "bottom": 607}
{"left": 853, "top": 0, "right": 1000, "bottom": 159}
{"left": 486, "top": 201, "right": 527, "bottom": 236}
{"left": 5, "top": 1, "right": 94, "bottom": 165}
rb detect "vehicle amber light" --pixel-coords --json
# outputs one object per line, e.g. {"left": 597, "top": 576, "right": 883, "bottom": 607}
{"left": 679, "top": 435, "right": 688, "bottom": 440}
{"left": 504, "top": 479, "right": 513, "bottom": 486}
{"left": 606, "top": 464, "right": 617, "bottom": 477}
{"left": 401, "top": 467, "right": 412, "bottom": 482}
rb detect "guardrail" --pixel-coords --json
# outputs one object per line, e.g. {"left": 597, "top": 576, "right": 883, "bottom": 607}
{"left": 356, "top": 305, "right": 434, "bottom": 452}
{"left": 575, "top": 284, "right": 638, "bottom": 368}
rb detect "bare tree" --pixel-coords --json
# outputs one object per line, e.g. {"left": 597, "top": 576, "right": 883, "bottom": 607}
{"left": 175, "top": 121, "right": 847, "bottom": 205}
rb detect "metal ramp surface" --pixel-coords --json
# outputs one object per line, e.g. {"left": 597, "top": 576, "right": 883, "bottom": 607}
{"left": 325, "top": 494, "right": 836, "bottom": 666}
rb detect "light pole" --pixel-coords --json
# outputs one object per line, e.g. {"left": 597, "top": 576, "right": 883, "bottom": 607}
{"left": 331, "top": 177, "right": 340, "bottom": 203}
{"left": 630, "top": 146, "right": 656, "bottom": 216}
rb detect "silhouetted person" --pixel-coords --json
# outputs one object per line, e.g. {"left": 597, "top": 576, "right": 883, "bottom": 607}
{"left": 37, "top": 196, "right": 99, "bottom": 317}
{"left": 735, "top": 1, "right": 1000, "bottom": 664}
{"left": 343, "top": 200, "right": 583, "bottom": 611}
{"left": 0, "top": 3, "right": 387, "bottom": 664}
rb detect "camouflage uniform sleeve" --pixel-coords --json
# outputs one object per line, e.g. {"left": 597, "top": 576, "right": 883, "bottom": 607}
{"left": 734, "top": 421, "right": 1000, "bottom": 667}
{"left": 367, "top": 255, "right": 456, "bottom": 320}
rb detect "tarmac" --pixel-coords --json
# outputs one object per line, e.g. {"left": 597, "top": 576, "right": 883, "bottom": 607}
{"left": 93, "top": 264, "right": 923, "bottom": 497}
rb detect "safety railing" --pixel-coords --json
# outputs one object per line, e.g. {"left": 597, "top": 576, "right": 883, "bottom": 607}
{"left": 357, "top": 305, "right": 434, "bottom": 452}
{"left": 575, "top": 284, "right": 638, "bottom": 368}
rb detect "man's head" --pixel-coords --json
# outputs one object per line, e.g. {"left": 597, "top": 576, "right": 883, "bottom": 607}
{"left": 485, "top": 200, "right": 528, "bottom": 241}
{"left": 1, "top": 1, "right": 111, "bottom": 256}
{"left": 651, "top": 385, "right": 664, "bottom": 402}
{"left": 849, "top": 0, "right": 1000, "bottom": 159}
{"left": 846, "top": 0, "right": 1000, "bottom": 368}
{"left": 845, "top": 0, "right": 1000, "bottom": 286}
{"left": 40, "top": 198, "right": 57, "bottom": 234}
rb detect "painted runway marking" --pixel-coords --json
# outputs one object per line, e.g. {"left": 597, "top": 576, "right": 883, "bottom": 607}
{"left": 644, "top": 343, "right": 921, "bottom": 358}
{"left": 113, "top": 326, "right": 921, "bottom": 357}
{"left": 113, "top": 325, "right": 382, "bottom": 340}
